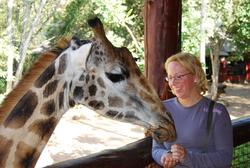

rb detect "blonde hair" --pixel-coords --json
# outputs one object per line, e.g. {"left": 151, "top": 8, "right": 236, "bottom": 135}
{"left": 165, "top": 52, "right": 208, "bottom": 95}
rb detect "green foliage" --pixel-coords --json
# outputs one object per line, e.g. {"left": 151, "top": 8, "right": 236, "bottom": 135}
{"left": 182, "top": 0, "right": 250, "bottom": 60}
{"left": 45, "top": 0, "right": 144, "bottom": 57}
{"left": 92, "top": 0, "right": 144, "bottom": 60}
{"left": 45, "top": 0, "right": 144, "bottom": 64}
{"left": 232, "top": 141, "right": 250, "bottom": 167}
{"left": 181, "top": 0, "right": 201, "bottom": 55}
{"left": 0, "top": 1, "right": 7, "bottom": 33}
{"left": 0, "top": 37, "right": 19, "bottom": 93}
{"left": 0, "top": 0, "right": 248, "bottom": 94}
{"left": 229, "top": 0, "right": 250, "bottom": 56}
{"left": 45, "top": 0, "right": 94, "bottom": 39}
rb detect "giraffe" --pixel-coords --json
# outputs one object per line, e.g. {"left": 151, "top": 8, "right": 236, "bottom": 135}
{"left": 0, "top": 17, "right": 176, "bottom": 168}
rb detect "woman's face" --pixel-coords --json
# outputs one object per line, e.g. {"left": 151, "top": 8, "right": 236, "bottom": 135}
{"left": 166, "top": 61, "right": 196, "bottom": 99}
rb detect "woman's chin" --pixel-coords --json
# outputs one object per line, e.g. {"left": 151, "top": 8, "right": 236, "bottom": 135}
{"left": 174, "top": 91, "right": 183, "bottom": 97}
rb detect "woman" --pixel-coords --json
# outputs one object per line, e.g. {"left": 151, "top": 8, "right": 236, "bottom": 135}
{"left": 152, "top": 52, "right": 233, "bottom": 168}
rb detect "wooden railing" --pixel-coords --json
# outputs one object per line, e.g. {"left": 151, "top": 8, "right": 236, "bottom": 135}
{"left": 45, "top": 117, "right": 250, "bottom": 168}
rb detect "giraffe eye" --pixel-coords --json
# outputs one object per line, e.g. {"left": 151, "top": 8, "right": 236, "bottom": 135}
{"left": 105, "top": 72, "right": 125, "bottom": 83}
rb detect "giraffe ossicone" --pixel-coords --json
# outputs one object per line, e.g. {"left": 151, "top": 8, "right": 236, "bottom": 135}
{"left": 0, "top": 17, "right": 176, "bottom": 168}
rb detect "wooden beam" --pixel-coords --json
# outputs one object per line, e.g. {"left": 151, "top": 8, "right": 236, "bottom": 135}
{"left": 45, "top": 137, "right": 154, "bottom": 168}
{"left": 144, "top": 0, "right": 181, "bottom": 100}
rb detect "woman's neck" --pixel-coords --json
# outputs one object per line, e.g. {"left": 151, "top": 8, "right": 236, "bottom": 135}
{"left": 178, "top": 93, "right": 203, "bottom": 107}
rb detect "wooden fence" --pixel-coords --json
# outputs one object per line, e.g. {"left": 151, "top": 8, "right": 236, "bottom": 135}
{"left": 45, "top": 117, "right": 250, "bottom": 168}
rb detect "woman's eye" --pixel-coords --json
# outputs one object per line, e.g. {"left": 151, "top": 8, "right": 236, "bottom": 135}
{"left": 105, "top": 72, "right": 125, "bottom": 83}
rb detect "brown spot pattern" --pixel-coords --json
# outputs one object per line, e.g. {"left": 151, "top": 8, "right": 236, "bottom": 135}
{"left": 106, "top": 110, "right": 123, "bottom": 119}
{"left": 69, "top": 99, "right": 75, "bottom": 107}
{"left": 106, "top": 110, "right": 118, "bottom": 117}
{"left": 85, "top": 74, "right": 90, "bottom": 84}
{"left": 125, "top": 111, "right": 138, "bottom": 120}
{"left": 88, "top": 100, "right": 104, "bottom": 110}
{"left": 0, "top": 136, "right": 13, "bottom": 168}
{"left": 88, "top": 84, "right": 97, "bottom": 96}
{"left": 108, "top": 96, "right": 124, "bottom": 107}
{"left": 43, "top": 80, "right": 58, "bottom": 98}
{"left": 59, "top": 92, "right": 64, "bottom": 109}
{"left": 79, "top": 74, "right": 85, "bottom": 81}
{"left": 28, "top": 117, "right": 57, "bottom": 141}
{"left": 4, "top": 91, "right": 38, "bottom": 128}
{"left": 97, "top": 77, "right": 105, "bottom": 88}
{"left": 40, "top": 99, "right": 55, "bottom": 116}
{"left": 58, "top": 53, "right": 67, "bottom": 74}
{"left": 14, "top": 141, "right": 38, "bottom": 168}
{"left": 73, "top": 87, "right": 84, "bottom": 100}
{"left": 35, "top": 63, "right": 55, "bottom": 88}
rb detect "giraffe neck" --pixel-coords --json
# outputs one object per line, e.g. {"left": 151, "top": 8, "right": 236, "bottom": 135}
{"left": 0, "top": 43, "right": 92, "bottom": 168}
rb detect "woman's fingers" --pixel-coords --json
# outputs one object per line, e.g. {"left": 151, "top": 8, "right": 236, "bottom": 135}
{"left": 171, "top": 144, "right": 186, "bottom": 161}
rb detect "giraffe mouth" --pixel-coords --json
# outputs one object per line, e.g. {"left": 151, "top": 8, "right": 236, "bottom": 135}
{"left": 147, "top": 114, "right": 176, "bottom": 143}
{"left": 150, "top": 123, "right": 176, "bottom": 142}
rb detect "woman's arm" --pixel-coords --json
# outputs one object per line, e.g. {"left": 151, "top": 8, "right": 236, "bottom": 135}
{"left": 152, "top": 140, "right": 169, "bottom": 165}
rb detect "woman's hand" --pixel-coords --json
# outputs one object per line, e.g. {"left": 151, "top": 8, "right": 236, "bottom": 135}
{"left": 161, "top": 153, "right": 179, "bottom": 168}
{"left": 171, "top": 144, "right": 187, "bottom": 162}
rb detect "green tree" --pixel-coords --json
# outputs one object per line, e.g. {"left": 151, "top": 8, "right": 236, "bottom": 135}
{"left": 182, "top": 0, "right": 250, "bottom": 99}
{"left": 207, "top": 0, "right": 250, "bottom": 99}
{"left": 45, "top": 0, "right": 144, "bottom": 68}
{"left": 182, "top": 0, "right": 201, "bottom": 56}
{"left": 0, "top": 0, "right": 144, "bottom": 94}
{"left": 0, "top": 0, "right": 70, "bottom": 93}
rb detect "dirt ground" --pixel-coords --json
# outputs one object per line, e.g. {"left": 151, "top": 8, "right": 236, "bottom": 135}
{"left": 217, "top": 83, "right": 250, "bottom": 119}
{"left": 35, "top": 107, "right": 145, "bottom": 168}
{"left": 35, "top": 83, "right": 250, "bottom": 168}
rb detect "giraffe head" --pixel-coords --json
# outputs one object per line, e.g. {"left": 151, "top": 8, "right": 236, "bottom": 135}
{"left": 63, "top": 17, "right": 176, "bottom": 142}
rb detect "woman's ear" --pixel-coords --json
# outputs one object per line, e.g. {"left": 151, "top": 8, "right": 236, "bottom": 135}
{"left": 194, "top": 76, "right": 198, "bottom": 83}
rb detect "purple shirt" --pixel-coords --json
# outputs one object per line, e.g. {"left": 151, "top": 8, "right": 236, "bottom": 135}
{"left": 152, "top": 97, "right": 233, "bottom": 168}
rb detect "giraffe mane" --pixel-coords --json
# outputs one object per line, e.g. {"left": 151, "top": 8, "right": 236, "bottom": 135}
{"left": 0, "top": 37, "right": 71, "bottom": 124}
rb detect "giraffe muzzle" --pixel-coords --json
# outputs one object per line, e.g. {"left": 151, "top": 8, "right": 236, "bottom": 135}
{"left": 149, "top": 112, "right": 176, "bottom": 142}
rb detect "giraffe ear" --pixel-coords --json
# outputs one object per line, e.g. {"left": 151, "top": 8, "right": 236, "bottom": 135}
{"left": 75, "top": 43, "right": 92, "bottom": 69}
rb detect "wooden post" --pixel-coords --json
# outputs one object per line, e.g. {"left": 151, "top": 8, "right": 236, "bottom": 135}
{"left": 144, "top": 0, "right": 181, "bottom": 100}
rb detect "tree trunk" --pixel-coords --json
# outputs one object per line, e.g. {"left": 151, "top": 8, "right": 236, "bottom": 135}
{"left": 34, "top": 0, "right": 63, "bottom": 36}
{"left": 6, "top": 0, "right": 15, "bottom": 93}
{"left": 19, "top": 0, "right": 31, "bottom": 58}
{"left": 199, "top": 0, "right": 208, "bottom": 70}
{"left": 144, "top": 0, "right": 181, "bottom": 100}
{"left": 210, "top": 40, "right": 224, "bottom": 100}
{"left": 15, "top": 0, "right": 47, "bottom": 84}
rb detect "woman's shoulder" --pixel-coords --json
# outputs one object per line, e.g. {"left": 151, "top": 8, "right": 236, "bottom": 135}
{"left": 204, "top": 97, "right": 231, "bottom": 122}
{"left": 214, "top": 101, "right": 229, "bottom": 118}
{"left": 202, "top": 97, "right": 228, "bottom": 113}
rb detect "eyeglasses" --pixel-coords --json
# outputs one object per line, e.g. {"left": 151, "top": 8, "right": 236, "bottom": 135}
{"left": 165, "top": 73, "right": 192, "bottom": 82}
